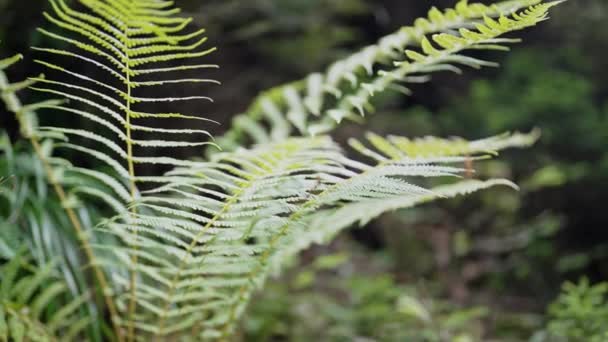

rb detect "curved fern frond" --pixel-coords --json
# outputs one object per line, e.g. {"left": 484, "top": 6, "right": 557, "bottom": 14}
{"left": 104, "top": 130, "right": 536, "bottom": 339}
{"left": 214, "top": 130, "right": 539, "bottom": 338}
{"left": 216, "top": 0, "right": 558, "bottom": 151}
{"left": 0, "top": 249, "right": 91, "bottom": 341}
{"left": 270, "top": 131, "right": 540, "bottom": 270}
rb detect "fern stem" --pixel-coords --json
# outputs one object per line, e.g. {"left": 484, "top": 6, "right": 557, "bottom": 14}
{"left": 123, "top": 29, "right": 140, "bottom": 342}
{"left": 0, "top": 70, "right": 125, "bottom": 342}
{"left": 29, "top": 138, "right": 122, "bottom": 340}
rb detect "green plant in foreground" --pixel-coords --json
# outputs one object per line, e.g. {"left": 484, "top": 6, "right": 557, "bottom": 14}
{"left": 0, "top": 0, "right": 562, "bottom": 341}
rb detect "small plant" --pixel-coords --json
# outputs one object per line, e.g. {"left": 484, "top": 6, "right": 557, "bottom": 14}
{"left": 541, "top": 279, "right": 608, "bottom": 341}
{"left": 0, "top": 0, "right": 562, "bottom": 340}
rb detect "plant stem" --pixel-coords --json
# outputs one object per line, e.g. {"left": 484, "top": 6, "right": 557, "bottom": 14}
{"left": 123, "top": 17, "right": 140, "bottom": 342}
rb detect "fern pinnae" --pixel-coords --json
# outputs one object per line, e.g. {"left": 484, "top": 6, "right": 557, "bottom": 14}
{"left": 115, "top": 138, "right": 341, "bottom": 338}
{"left": 34, "top": 1, "right": 220, "bottom": 340}
{"left": 268, "top": 133, "right": 537, "bottom": 277}
{"left": 212, "top": 131, "right": 540, "bottom": 337}
{"left": 153, "top": 194, "right": 241, "bottom": 340}
{"left": 280, "top": 179, "right": 519, "bottom": 268}
{"left": 314, "top": 2, "right": 560, "bottom": 131}
{"left": 150, "top": 147, "right": 328, "bottom": 336}
{"left": 216, "top": 0, "right": 548, "bottom": 150}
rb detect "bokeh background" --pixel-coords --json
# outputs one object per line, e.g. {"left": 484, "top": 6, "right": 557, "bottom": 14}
{"left": 1, "top": 0, "right": 607, "bottom": 340}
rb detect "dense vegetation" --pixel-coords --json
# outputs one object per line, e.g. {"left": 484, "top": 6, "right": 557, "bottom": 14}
{"left": 1, "top": 0, "right": 607, "bottom": 341}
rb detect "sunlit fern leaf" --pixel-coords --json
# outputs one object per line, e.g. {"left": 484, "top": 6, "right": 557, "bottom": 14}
{"left": 349, "top": 129, "right": 540, "bottom": 161}
{"left": 213, "top": 131, "right": 539, "bottom": 338}
{"left": 102, "top": 130, "right": 536, "bottom": 339}
{"left": 270, "top": 131, "right": 541, "bottom": 272}
{"left": 215, "top": 0, "right": 557, "bottom": 151}
{"left": 0, "top": 249, "right": 91, "bottom": 341}
{"left": 33, "top": 0, "right": 219, "bottom": 190}
{"left": 31, "top": 1, "right": 219, "bottom": 337}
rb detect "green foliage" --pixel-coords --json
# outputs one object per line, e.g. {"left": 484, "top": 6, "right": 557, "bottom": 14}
{"left": 246, "top": 251, "right": 488, "bottom": 341}
{"left": 410, "top": 46, "right": 608, "bottom": 276}
{"left": 0, "top": 135, "right": 105, "bottom": 341}
{"left": 0, "top": 0, "right": 562, "bottom": 341}
{"left": 0, "top": 249, "right": 91, "bottom": 341}
{"left": 535, "top": 279, "right": 608, "bottom": 342}
{"left": 201, "top": 0, "right": 370, "bottom": 71}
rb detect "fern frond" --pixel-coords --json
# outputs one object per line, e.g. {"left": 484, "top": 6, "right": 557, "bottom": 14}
{"left": 279, "top": 131, "right": 540, "bottom": 253}
{"left": 215, "top": 130, "right": 539, "bottom": 338}
{"left": 103, "top": 130, "right": 536, "bottom": 339}
{"left": 0, "top": 249, "right": 91, "bottom": 341}
{"left": 35, "top": 0, "right": 219, "bottom": 187}
{"left": 32, "top": 1, "right": 220, "bottom": 338}
{"left": 216, "top": 0, "right": 557, "bottom": 151}
{"left": 350, "top": 129, "right": 540, "bottom": 160}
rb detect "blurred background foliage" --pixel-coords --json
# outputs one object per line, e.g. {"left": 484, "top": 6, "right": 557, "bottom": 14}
{"left": 1, "top": 0, "right": 607, "bottom": 340}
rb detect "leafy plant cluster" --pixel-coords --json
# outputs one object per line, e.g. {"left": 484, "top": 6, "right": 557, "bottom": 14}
{"left": 247, "top": 254, "right": 608, "bottom": 342}
{"left": 0, "top": 0, "right": 567, "bottom": 341}
{"left": 532, "top": 279, "right": 608, "bottom": 342}
{"left": 246, "top": 249, "right": 489, "bottom": 342}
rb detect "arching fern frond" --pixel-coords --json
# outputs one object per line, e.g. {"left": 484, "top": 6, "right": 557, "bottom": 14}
{"left": 0, "top": 249, "right": 91, "bottom": 341}
{"left": 103, "top": 130, "right": 537, "bottom": 340}
{"left": 216, "top": 0, "right": 558, "bottom": 151}
{"left": 271, "top": 131, "right": 540, "bottom": 269}
{"left": 214, "top": 130, "right": 539, "bottom": 338}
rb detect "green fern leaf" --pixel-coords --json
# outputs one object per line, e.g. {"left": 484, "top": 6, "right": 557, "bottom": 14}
{"left": 102, "top": 129, "right": 537, "bottom": 339}
{"left": 216, "top": 0, "right": 558, "bottom": 150}
{"left": 30, "top": 1, "right": 220, "bottom": 338}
